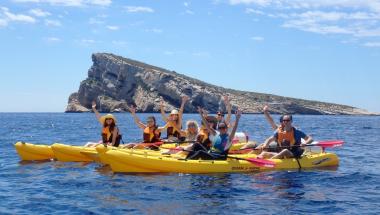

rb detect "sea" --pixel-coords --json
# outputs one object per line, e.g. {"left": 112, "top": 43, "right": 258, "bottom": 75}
{"left": 0, "top": 113, "right": 379, "bottom": 214}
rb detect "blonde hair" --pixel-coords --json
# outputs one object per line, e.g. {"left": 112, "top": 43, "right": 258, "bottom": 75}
{"left": 186, "top": 120, "right": 199, "bottom": 132}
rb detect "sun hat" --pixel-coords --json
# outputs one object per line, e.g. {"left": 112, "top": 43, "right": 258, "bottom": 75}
{"left": 170, "top": 109, "right": 179, "bottom": 115}
{"left": 100, "top": 114, "right": 117, "bottom": 124}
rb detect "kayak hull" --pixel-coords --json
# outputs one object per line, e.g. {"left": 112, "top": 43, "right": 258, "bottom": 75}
{"left": 103, "top": 150, "right": 339, "bottom": 173}
{"left": 51, "top": 143, "right": 96, "bottom": 162}
{"left": 14, "top": 142, "right": 55, "bottom": 161}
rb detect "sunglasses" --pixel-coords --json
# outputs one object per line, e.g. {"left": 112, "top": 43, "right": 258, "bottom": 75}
{"left": 282, "top": 119, "right": 291, "bottom": 122}
{"left": 147, "top": 120, "right": 154, "bottom": 123}
{"left": 218, "top": 126, "right": 227, "bottom": 130}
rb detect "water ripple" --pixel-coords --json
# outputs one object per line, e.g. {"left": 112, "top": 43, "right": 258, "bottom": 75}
{"left": 1, "top": 113, "right": 380, "bottom": 214}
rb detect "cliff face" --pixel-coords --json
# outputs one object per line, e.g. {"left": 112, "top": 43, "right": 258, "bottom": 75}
{"left": 66, "top": 53, "right": 373, "bottom": 115}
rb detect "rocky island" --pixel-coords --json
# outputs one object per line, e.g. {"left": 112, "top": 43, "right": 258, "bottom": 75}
{"left": 66, "top": 53, "right": 373, "bottom": 115}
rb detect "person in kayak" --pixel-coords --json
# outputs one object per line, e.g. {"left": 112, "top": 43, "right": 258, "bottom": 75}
{"left": 85, "top": 101, "right": 122, "bottom": 147}
{"left": 239, "top": 105, "right": 281, "bottom": 150}
{"left": 166, "top": 117, "right": 214, "bottom": 157}
{"left": 187, "top": 107, "right": 242, "bottom": 160}
{"left": 256, "top": 114, "right": 313, "bottom": 159}
{"left": 160, "top": 95, "right": 189, "bottom": 141}
{"left": 161, "top": 120, "right": 201, "bottom": 156}
{"left": 179, "top": 120, "right": 199, "bottom": 141}
{"left": 216, "top": 95, "right": 232, "bottom": 129}
{"left": 123, "top": 105, "right": 169, "bottom": 149}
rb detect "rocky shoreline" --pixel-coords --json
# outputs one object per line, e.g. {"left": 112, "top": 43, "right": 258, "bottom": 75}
{"left": 65, "top": 53, "right": 375, "bottom": 115}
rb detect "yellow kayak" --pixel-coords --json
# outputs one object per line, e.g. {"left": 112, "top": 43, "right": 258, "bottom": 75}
{"left": 94, "top": 145, "right": 156, "bottom": 172}
{"left": 102, "top": 149, "right": 339, "bottom": 173}
{"left": 51, "top": 143, "right": 97, "bottom": 162}
{"left": 14, "top": 142, "right": 55, "bottom": 161}
{"left": 93, "top": 142, "right": 257, "bottom": 165}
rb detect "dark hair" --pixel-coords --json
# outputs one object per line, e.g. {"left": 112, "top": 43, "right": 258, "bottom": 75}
{"left": 205, "top": 116, "right": 218, "bottom": 130}
{"left": 147, "top": 116, "right": 158, "bottom": 128}
{"left": 217, "top": 111, "right": 224, "bottom": 117}
{"left": 104, "top": 120, "right": 116, "bottom": 132}
{"left": 280, "top": 114, "right": 293, "bottom": 122}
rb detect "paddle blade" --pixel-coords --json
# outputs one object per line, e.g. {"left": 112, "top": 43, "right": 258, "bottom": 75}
{"left": 310, "top": 140, "right": 344, "bottom": 148}
{"left": 246, "top": 158, "right": 276, "bottom": 168}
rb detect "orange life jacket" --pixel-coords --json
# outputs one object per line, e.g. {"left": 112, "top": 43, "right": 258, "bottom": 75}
{"left": 276, "top": 127, "right": 296, "bottom": 149}
{"left": 166, "top": 122, "right": 181, "bottom": 139}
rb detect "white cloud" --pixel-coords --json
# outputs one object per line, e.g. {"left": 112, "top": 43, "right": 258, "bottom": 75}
{"left": 245, "top": 8, "right": 264, "bottom": 15}
{"left": 230, "top": 0, "right": 274, "bottom": 6}
{"left": 29, "top": 8, "right": 51, "bottom": 17}
{"left": 192, "top": 51, "right": 210, "bottom": 57}
{"left": 13, "top": 0, "right": 111, "bottom": 7}
{"left": 230, "top": 0, "right": 380, "bottom": 13}
{"left": 125, "top": 6, "right": 154, "bottom": 13}
{"left": 89, "top": 17, "right": 105, "bottom": 24}
{"left": 251, "top": 36, "right": 264, "bottom": 41}
{"left": 363, "top": 42, "right": 380, "bottom": 47}
{"left": 45, "top": 19, "right": 61, "bottom": 26}
{"left": 46, "top": 37, "right": 61, "bottom": 42}
{"left": 112, "top": 40, "right": 127, "bottom": 46}
{"left": 146, "top": 28, "right": 163, "bottom": 33}
{"left": 185, "top": 10, "right": 194, "bottom": 15}
{"left": 106, "top": 25, "right": 119, "bottom": 30}
{"left": 1, "top": 7, "right": 36, "bottom": 25}
{"left": 0, "top": 19, "right": 7, "bottom": 27}
{"left": 164, "top": 51, "right": 175, "bottom": 55}
{"left": 230, "top": 0, "right": 380, "bottom": 47}
{"left": 77, "top": 39, "right": 99, "bottom": 46}
{"left": 184, "top": 2, "right": 189, "bottom": 7}
{"left": 90, "top": 0, "right": 111, "bottom": 6}
{"left": 81, "top": 39, "right": 96, "bottom": 43}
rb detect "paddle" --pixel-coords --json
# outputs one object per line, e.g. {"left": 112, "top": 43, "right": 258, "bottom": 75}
{"left": 234, "top": 140, "right": 345, "bottom": 152}
{"left": 227, "top": 156, "right": 276, "bottom": 168}
{"left": 306, "top": 140, "right": 344, "bottom": 148}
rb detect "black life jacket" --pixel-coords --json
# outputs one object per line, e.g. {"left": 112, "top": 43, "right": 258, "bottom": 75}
{"left": 102, "top": 126, "right": 121, "bottom": 147}
{"left": 143, "top": 127, "right": 161, "bottom": 143}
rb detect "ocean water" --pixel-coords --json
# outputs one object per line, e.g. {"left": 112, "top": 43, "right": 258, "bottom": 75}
{"left": 1, "top": 113, "right": 380, "bottom": 214}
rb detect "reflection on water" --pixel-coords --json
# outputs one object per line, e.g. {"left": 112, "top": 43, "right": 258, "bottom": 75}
{"left": 252, "top": 171, "right": 305, "bottom": 201}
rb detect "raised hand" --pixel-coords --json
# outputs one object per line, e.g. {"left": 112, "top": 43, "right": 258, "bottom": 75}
{"left": 235, "top": 108, "right": 242, "bottom": 119}
{"left": 160, "top": 97, "right": 165, "bottom": 107}
{"left": 127, "top": 105, "right": 136, "bottom": 114}
{"left": 263, "top": 105, "right": 269, "bottom": 112}
{"left": 223, "top": 95, "right": 229, "bottom": 103}
{"left": 182, "top": 95, "right": 189, "bottom": 103}
{"left": 197, "top": 106, "right": 203, "bottom": 114}
{"left": 197, "top": 106, "right": 208, "bottom": 116}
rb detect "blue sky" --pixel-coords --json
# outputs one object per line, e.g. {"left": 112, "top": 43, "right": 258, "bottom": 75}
{"left": 1, "top": 0, "right": 379, "bottom": 113}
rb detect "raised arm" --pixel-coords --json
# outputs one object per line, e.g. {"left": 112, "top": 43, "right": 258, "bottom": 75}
{"left": 198, "top": 107, "right": 216, "bottom": 136}
{"left": 127, "top": 105, "right": 146, "bottom": 129}
{"left": 224, "top": 95, "right": 232, "bottom": 126}
{"left": 228, "top": 109, "right": 242, "bottom": 143}
{"left": 178, "top": 95, "right": 189, "bottom": 127}
{"left": 157, "top": 121, "right": 170, "bottom": 133}
{"left": 160, "top": 99, "right": 168, "bottom": 122}
{"left": 92, "top": 101, "right": 102, "bottom": 125}
{"left": 263, "top": 105, "right": 277, "bottom": 130}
